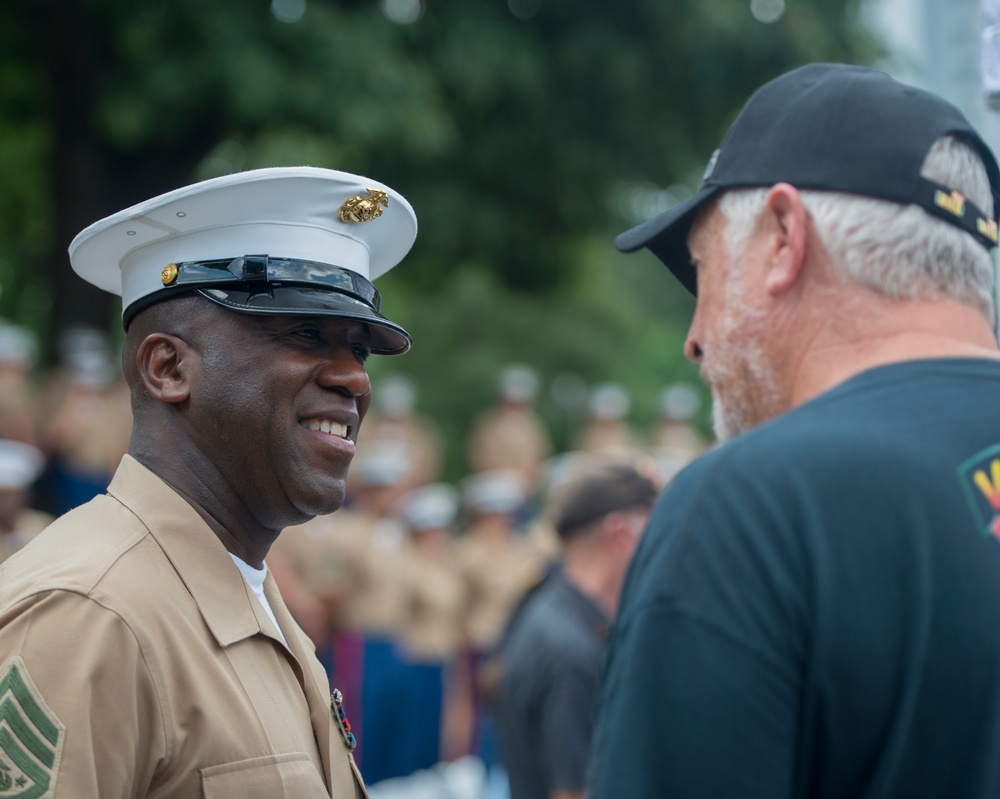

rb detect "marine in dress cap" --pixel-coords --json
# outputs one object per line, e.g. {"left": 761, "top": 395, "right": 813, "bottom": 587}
{"left": 0, "top": 440, "right": 44, "bottom": 491}
{"left": 462, "top": 469, "right": 526, "bottom": 516}
{"left": 68, "top": 166, "right": 416, "bottom": 355}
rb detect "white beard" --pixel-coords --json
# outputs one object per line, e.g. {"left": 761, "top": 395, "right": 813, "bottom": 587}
{"left": 703, "top": 282, "right": 782, "bottom": 443}
{"left": 711, "top": 392, "right": 738, "bottom": 443}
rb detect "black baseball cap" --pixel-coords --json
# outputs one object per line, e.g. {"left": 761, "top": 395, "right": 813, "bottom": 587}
{"left": 615, "top": 63, "right": 1000, "bottom": 295}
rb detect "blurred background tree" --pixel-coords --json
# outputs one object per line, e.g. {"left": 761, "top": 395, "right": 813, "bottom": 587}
{"left": 0, "top": 0, "right": 879, "bottom": 476}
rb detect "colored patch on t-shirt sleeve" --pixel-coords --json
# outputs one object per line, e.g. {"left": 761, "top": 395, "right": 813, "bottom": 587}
{"left": 0, "top": 656, "right": 65, "bottom": 799}
{"left": 958, "top": 443, "right": 1000, "bottom": 540}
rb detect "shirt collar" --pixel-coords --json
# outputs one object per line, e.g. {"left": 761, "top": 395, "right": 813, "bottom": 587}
{"left": 106, "top": 455, "right": 263, "bottom": 647}
{"left": 551, "top": 567, "right": 611, "bottom": 636}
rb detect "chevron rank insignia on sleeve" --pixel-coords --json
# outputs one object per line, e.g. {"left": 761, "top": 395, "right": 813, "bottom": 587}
{"left": 0, "top": 657, "right": 65, "bottom": 798}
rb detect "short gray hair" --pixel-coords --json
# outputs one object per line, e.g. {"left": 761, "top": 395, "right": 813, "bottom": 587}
{"left": 717, "top": 136, "right": 997, "bottom": 323}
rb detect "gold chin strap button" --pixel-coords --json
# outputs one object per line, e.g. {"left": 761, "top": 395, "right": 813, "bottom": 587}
{"left": 161, "top": 263, "right": 179, "bottom": 285}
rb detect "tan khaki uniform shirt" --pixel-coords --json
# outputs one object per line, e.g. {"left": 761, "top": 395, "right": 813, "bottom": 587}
{"left": 465, "top": 407, "right": 552, "bottom": 489}
{"left": 399, "top": 548, "right": 466, "bottom": 661}
{"left": 455, "top": 525, "right": 548, "bottom": 652}
{"left": 0, "top": 455, "right": 367, "bottom": 799}
{"left": 330, "top": 512, "right": 409, "bottom": 638}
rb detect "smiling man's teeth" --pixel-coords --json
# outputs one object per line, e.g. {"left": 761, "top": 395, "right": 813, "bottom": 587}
{"left": 302, "top": 419, "right": 348, "bottom": 437}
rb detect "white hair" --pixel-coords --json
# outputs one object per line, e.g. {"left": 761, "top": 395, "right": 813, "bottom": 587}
{"left": 717, "top": 136, "right": 997, "bottom": 323}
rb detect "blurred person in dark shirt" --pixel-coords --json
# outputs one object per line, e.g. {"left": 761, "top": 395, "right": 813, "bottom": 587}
{"left": 497, "top": 458, "right": 659, "bottom": 799}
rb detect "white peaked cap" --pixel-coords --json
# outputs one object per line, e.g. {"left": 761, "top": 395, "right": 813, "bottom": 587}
{"left": 589, "top": 382, "right": 631, "bottom": 420}
{"left": 0, "top": 440, "right": 44, "bottom": 490}
{"left": 68, "top": 167, "right": 417, "bottom": 354}
{"left": 402, "top": 483, "right": 460, "bottom": 532}
{"left": 352, "top": 440, "right": 414, "bottom": 487}
{"left": 462, "top": 469, "right": 526, "bottom": 515}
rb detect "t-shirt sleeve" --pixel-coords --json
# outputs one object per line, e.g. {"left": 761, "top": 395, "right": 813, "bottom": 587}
{"left": 0, "top": 590, "right": 165, "bottom": 798}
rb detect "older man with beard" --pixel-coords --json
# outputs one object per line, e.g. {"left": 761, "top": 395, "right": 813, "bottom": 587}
{"left": 588, "top": 64, "right": 1000, "bottom": 798}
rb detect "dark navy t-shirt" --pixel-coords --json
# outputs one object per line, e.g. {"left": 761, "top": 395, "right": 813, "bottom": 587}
{"left": 589, "top": 358, "right": 1000, "bottom": 799}
{"left": 499, "top": 568, "right": 609, "bottom": 799}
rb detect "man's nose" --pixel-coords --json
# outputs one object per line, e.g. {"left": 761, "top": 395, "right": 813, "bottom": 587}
{"left": 684, "top": 337, "right": 702, "bottom": 363}
{"left": 684, "top": 332, "right": 704, "bottom": 363}
{"left": 317, "top": 350, "right": 371, "bottom": 399}
{"left": 684, "top": 302, "right": 705, "bottom": 363}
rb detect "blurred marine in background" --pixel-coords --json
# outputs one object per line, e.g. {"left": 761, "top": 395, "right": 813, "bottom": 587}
{"left": 590, "top": 64, "right": 1000, "bottom": 798}
{"left": 0, "top": 439, "right": 51, "bottom": 563}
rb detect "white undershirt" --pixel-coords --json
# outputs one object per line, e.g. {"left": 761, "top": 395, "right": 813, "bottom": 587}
{"left": 229, "top": 553, "right": 287, "bottom": 645}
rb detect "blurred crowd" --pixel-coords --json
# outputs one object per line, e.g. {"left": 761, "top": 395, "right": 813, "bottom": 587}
{"left": 0, "top": 320, "right": 131, "bottom": 563}
{"left": 0, "top": 317, "right": 710, "bottom": 792}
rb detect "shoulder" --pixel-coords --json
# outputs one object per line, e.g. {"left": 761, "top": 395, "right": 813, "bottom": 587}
{"left": 0, "top": 494, "right": 152, "bottom": 606}
{"left": 617, "top": 390, "right": 877, "bottom": 633}
{"left": 657, "top": 357, "right": 1000, "bottom": 516}
{"left": 618, "top": 361, "right": 996, "bottom": 633}
{"left": 0, "top": 492, "right": 197, "bottom": 661}
{"left": 639, "top": 363, "right": 939, "bottom": 557}
{"left": 0, "top": 494, "right": 206, "bottom": 724}
{"left": 503, "top": 578, "right": 602, "bottom": 674}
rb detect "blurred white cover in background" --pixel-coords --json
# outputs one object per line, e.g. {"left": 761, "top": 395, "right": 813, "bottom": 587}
{"left": 982, "top": 0, "right": 1000, "bottom": 105}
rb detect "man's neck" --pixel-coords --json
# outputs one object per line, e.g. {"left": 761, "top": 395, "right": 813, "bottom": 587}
{"left": 562, "top": 550, "right": 618, "bottom": 619}
{"left": 787, "top": 294, "right": 1000, "bottom": 411}
{"left": 130, "top": 444, "right": 284, "bottom": 569}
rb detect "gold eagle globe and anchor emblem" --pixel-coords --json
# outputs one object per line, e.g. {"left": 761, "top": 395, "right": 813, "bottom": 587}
{"left": 337, "top": 189, "right": 389, "bottom": 223}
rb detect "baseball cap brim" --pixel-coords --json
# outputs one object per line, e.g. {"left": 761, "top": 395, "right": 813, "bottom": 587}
{"left": 614, "top": 183, "right": 722, "bottom": 296}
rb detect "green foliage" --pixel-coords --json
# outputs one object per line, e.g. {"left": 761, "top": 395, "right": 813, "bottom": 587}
{"left": 372, "top": 234, "right": 701, "bottom": 478}
{"left": 0, "top": 0, "right": 880, "bottom": 471}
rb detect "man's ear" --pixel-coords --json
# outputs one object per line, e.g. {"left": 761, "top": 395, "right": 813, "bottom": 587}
{"left": 763, "top": 182, "right": 809, "bottom": 296}
{"left": 134, "top": 333, "right": 193, "bottom": 404}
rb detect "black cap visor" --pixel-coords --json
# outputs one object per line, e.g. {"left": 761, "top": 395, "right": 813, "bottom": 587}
{"left": 614, "top": 184, "right": 722, "bottom": 296}
{"left": 196, "top": 285, "right": 411, "bottom": 355}
{"left": 123, "top": 255, "right": 412, "bottom": 355}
